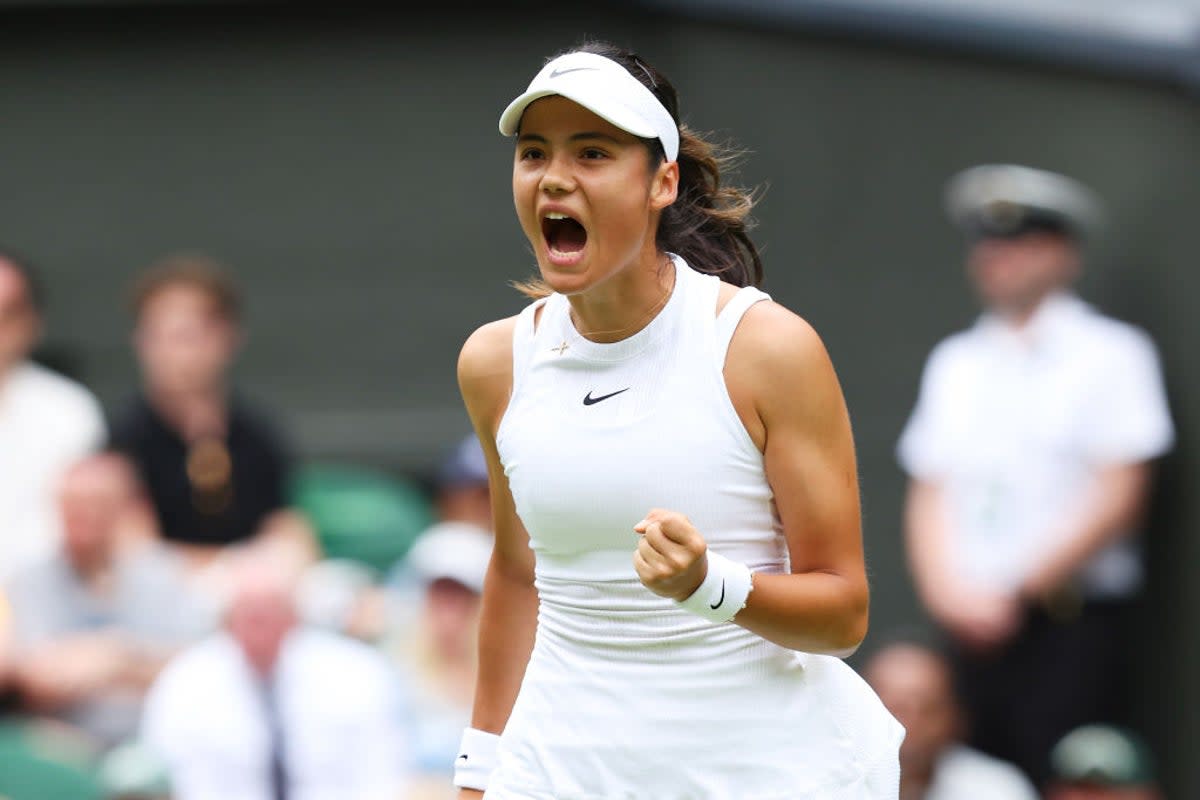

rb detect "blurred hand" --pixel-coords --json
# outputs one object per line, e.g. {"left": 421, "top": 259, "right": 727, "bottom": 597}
{"left": 927, "top": 584, "right": 1022, "bottom": 654}
{"left": 16, "top": 634, "right": 132, "bottom": 706}
{"left": 456, "top": 790, "right": 484, "bottom": 800}
{"left": 633, "top": 509, "right": 708, "bottom": 601}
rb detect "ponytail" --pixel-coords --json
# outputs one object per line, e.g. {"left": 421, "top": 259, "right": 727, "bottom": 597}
{"left": 658, "top": 125, "right": 763, "bottom": 288}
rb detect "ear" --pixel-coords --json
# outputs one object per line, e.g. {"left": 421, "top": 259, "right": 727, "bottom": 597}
{"left": 649, "top": 159, "right": 679, "bottom": 213}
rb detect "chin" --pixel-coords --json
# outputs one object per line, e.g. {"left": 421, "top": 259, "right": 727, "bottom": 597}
{"left": 536, "top": 258, "right": 595, "bottom": 296}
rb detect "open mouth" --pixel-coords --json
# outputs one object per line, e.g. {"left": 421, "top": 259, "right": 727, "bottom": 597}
{"left": 542, "top": 212, "right": 587, "bottom": 260}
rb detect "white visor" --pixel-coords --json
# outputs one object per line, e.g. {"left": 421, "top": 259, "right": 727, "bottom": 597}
{"left": 498, "top": 51, "right": 679, "bottom": 162}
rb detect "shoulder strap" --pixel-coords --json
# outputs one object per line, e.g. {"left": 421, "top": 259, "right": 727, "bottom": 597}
{"left": 714, "top": 286, "right": 771, "bottom": 366}
{"left": 511, "top": 296, "right": 551, "bottom": 389}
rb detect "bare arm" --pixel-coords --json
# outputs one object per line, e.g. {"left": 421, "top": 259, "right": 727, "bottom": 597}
{"left": 1019, "top": 462, "right": 1152, "bottom": 600}
{"left": 456, "top": 317, "right": 539, "bottom": 798}
{"left": 635, "top": 299, "right": 876, "bottom": 658}
{"left": 635, "top": 302, "right": 869, "bottom": 655}
{"left": 903, "top": 478, "right": 1020, "bottom": 651}
{"left": 725, "top": 302, "right": 870, "bottom": 656}
{"left": 12, "top": 631, "right": 172, "bottom": 711}
{"left": 904, "top": 478, "right": 963, "bottom": 619}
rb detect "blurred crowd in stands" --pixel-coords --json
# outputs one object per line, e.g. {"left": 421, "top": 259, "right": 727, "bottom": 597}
{"left": 0, "top": 251, "right": 493, "bottom": 798}
{"left": 0, "top": 162, "right": 1174, "bottom": 799}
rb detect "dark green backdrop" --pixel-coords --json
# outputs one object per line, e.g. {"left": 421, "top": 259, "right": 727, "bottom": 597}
{"left": 1, "top": 4, "right": 1195, "bottom": 795}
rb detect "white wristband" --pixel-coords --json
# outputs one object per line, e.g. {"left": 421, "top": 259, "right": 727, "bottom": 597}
{"left": 675, "top": 550, "right": 753, "bottom": 624}
{"left": 453, "top": 727, "right": 500, "bottom": 791}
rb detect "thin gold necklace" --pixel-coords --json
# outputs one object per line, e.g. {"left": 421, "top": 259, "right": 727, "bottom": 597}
{"left": 569, "top": 268, "right": 676, "bottom": 343}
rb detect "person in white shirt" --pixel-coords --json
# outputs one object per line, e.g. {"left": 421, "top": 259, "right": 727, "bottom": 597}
{"left": 863, "top": 631, "right": 1038, "bottom": 800}
{"left": 896, "top": 164, "right": 1174, "bottom": 789}
{"left": 140, "top": 546, "right": 410, "bottom": 800}
{"left": 0, "top": 250, "right": 106, "bottom": 581}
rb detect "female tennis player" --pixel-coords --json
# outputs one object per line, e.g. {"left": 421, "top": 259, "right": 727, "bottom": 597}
{"left": 454, "top": 39, "right": 904, "bottom": 799}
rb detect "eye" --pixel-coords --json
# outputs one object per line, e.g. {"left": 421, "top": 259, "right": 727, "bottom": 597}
{"left": 580, "top": 147, "right": 608, "bottom": 160}
{"left": 519, "top": 146, "right": 545, "bottom": 161}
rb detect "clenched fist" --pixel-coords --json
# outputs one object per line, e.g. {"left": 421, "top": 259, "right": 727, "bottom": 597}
{"left": 633, "top": 509, "right": 708, "bottom": 601}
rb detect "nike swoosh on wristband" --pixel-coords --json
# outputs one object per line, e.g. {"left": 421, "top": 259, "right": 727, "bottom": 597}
{"left": 550, "top": 66, "right": 599, "bottom": 78}
{"left": 582, "top": 388, "right": 630, "bottom": 406}
{"left": 709, "top": 580, "right": 726, "bottom": 610}
{"left": 458, "top": 754, "right": 468, "bottom": 761}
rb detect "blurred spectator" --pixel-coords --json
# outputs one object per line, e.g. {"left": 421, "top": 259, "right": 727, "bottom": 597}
{"left": 385, "top": 521, "right": 491, "bottom": 799}
{"left": 432, "top": 433, "right": 491, "bottom": 532}
{"left": 1045, "top": 724, "right": 1161, "bottom": 800}
{"left": 107, "top": 252, "right": 317, "bottom": 573}
{"left": 861, "top": 631, "right": 1038, "bottom": 800}
{"left": 296, "top": 557, "right": 390, "bottom": 643}
{"left": 3, "top": 452, "right": 217, "bottom": 752}
{"left": 140, "top": 544, "right": 410, "bottom": 800}
{"left": 0, "top": 249, "right": 106, "bottom": 581}
{"left": 896, "top": 164, "right": 1174, "bottom": 787}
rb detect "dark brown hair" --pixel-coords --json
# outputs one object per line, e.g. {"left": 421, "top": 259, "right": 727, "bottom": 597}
{"left": 129, "top": 252, "right": 241, "bottom": 323}
{"left": 512, "top": 39, "right": 764, "bottom": 298}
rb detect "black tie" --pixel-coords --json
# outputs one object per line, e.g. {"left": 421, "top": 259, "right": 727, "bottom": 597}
{"left": 261, "top": 678, "right": 289, "bottom": 800}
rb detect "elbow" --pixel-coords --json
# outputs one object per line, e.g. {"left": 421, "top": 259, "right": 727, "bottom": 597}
{"left": 819, "top": 586, "right": 870, "bottom": 658}
{"left": 827, "top": 611, "right": 869, "bottom": 659}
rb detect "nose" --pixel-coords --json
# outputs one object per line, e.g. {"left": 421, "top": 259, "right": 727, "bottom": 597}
{"left": 539, "top": 152, "right": 575, "bottom": 196}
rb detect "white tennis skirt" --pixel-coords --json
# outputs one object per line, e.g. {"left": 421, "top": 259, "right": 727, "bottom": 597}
{"left": 483, "top": 596, "right": 904, "bottom": 800}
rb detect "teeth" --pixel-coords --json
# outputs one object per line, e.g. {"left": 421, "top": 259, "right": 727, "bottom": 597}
{"left": 545, "top": 212, "right": 570, "bottom": 220}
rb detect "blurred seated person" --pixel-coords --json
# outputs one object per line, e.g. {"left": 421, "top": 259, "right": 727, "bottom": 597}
{"left": 0, "top": 248, "right": 106, "bottom": 581}
{"left": 296, "top": 557, "right": 391, "bottom": 643}
{"left": 862, "top": 631, "right": 1038, "bottom": 800}
{"left": 106, "top": 253, "right": 316, "bottom": 572}
{"left": 141, "top": 544, "right": 410, "bottom": 800}
{"left": 1045, "top": 724, "right": 1162, "bottom": 800}
{"left": 4, "top": 452, "right": 217, "bottom": 752}
{"left": 384, "top": 521, "right": 490, "bottom": 799}
{"left": 433, "top": 434, "right": 492, "bottom": 532}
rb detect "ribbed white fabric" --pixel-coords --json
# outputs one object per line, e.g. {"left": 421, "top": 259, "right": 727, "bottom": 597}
{"left": 490, "top": 255, "right": 903, "bottom": 799}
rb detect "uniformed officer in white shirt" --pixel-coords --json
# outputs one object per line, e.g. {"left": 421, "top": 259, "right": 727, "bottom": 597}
{"left": 896, "top": 164, "right": 1174, "bottom": 790}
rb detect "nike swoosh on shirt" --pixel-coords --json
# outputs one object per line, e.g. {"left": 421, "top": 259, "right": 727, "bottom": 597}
{"left": 583, "top": 388, "right": 630, "bottom": 406}
{"left": 709, "top": 580, "right": 726, "bottom": 610}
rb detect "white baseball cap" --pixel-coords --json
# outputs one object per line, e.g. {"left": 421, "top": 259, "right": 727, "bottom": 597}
{"left": 405, "top": 521, "right": 493, "bottom": 594}
{"left": 498, "top": 51, "right": 680, "bottom": 162}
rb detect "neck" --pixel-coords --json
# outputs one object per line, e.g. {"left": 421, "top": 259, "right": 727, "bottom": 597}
{"left": 568, "top": 253, "right": 674, "bottom": 343}
{"left": 146, "top": 384, "right": 229, "bottom": 441}
{"left": 0, "top": 359, "right": 19, "bottom": 392}
{"left": 69, "top": 548, "right": 112, "bottom": 584}
{"left": 993, "top": 289, "right": 1061, "bottom": 332}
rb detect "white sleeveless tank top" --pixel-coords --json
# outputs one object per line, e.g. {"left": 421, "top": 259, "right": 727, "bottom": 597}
{"left": 488, "top": 255, "right": 903, "bottom": 800}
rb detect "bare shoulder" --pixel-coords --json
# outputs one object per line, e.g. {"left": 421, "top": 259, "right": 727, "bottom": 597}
{"left": 458, "top": 316, "right": 518, "bottom": 388}
{"left": 725, "top": 298, "right": 847, "bottom": 436}
{"left": 729, "top": 299, "right": 831, "bottom": 379}
{"left": 458, "top": 316, "right": 519, "bottom": 431}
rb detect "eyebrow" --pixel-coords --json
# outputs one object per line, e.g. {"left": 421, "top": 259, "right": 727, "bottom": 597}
{"left": 517, "top": 131, "right": 626, "bottom": 145}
